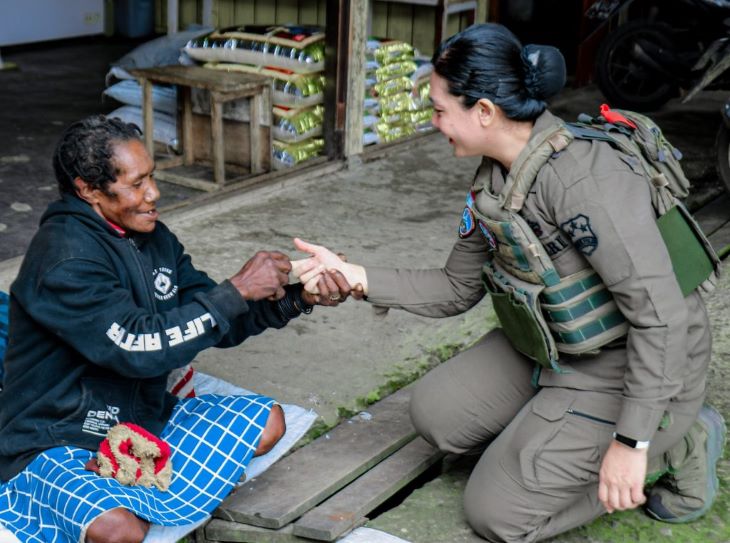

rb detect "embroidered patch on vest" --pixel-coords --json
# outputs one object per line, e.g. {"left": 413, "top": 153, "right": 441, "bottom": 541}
{"left": 459, "top": 206, "right": 476, "bottom": 238}
{"left": 560, "top": 213, "right": 598, "bottom": 256}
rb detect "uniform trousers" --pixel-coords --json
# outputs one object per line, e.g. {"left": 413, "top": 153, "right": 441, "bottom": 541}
{"left": 409, "top": 329, "right": 707, "bottom": 543}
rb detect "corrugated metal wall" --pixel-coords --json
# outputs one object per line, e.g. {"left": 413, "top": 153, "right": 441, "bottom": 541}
{"left": 155, "top": 1, "right": 485, "bottom": 56}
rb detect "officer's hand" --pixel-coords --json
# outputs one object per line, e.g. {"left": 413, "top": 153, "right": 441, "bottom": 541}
{"left": 598, "top": 440, "right": 648, "bottom": 513}
{"left": 301, "top": 269, "right": 352, "bottom": 306}
{"left": 292, "top": 238, "right": 369, "bottom": 296}
{"left": 230, "top": 251, "right": 291, "bottom": 301}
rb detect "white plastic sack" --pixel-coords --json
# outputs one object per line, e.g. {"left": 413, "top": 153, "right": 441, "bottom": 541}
{"left": 108, "top": 105, "right": 177, "bottom": 150}
{"left": 104, "top": 80, "right": 177, "bottom": 115}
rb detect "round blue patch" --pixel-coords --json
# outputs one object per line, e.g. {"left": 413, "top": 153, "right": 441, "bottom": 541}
{"left": 459, "top": 206, "right": 476, "bottom": 238}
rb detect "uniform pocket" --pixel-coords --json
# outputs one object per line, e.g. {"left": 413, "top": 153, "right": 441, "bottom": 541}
{"left": 516, "top": 389, "right": 600, "bottom": 490}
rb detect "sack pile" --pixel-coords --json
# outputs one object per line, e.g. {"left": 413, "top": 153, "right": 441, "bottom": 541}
{"left": 363, "top": 38, "right": 434, "bottom": 146}
{"left": 185, "top": 25, "right": 327, "bottom": 169}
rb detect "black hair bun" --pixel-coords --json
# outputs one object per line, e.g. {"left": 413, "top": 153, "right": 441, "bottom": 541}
{"left": 521, "top": 44, "right": 566, "bottom": 101}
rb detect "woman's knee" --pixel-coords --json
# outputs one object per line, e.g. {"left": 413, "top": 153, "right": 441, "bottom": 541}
{"left": 85, "top": 508, "right": 149, "bottom": 543}
{"left": 409, "top": 372, "right": 447, "bottom": 450}
{"left": 255, "top": 404, "right": 286, "bottom": 456}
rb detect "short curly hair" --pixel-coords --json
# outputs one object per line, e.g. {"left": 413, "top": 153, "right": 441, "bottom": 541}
{"left": 52, "top": 114, "right": 142, "bottom": 196}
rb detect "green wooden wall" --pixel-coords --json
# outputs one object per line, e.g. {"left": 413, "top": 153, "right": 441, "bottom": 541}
{"left": 156, "top": 1, "right": 487, "bottom": 56}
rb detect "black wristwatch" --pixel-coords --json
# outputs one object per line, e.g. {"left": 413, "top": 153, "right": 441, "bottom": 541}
{"left": 613, "top": 432, "right": 650, "bottom": 449}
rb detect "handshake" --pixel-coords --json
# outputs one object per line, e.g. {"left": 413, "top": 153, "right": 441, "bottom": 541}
{"left": 229, "top": 238, "right": 367, "bottom": 307}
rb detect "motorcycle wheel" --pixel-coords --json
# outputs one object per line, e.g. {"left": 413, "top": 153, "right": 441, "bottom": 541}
{"left": 716, "top": 123, "right": 730, "bottom": 193}
{"left": 595, "top": 20, "right": 678, "bottom": 111}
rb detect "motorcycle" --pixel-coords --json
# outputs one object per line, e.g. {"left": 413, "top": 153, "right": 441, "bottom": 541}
{"left": 593, "top": 0, "right": 730, "bottom": 111}
{"left": 678, "top": 35, "right": 730, "bottom": 192}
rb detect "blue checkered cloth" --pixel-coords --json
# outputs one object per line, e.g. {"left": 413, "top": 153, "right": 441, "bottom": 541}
{"left": 0, "top": 393, "right": 274, "bottom": 542}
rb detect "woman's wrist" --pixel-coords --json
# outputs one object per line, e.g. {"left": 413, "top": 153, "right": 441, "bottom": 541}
{"left": 341, "top": 263, "right": 368, "bottom": 295}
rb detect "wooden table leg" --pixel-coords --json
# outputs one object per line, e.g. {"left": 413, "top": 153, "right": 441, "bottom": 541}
{"left": 140, "top": 78, "right": 154, "bottom": 158}
{"left": 181, "top": 86, "right": 194, "bottom": 166}
{"left": 210, "top": 95, "right": 225, "bottom": 187}
{"left": 250, "top": 92, "right": 262, "bottom": 174}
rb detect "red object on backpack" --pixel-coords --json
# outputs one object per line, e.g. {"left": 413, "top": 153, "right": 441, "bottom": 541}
{"left": 599, "top": 104, "right": 638, "bottom": 129}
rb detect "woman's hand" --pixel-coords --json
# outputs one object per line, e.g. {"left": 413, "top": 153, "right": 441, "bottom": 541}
{"left": 292, "top": 238, "right": 369, "bottom": 296}
{"left": 598, "top": 440, "right": 648, "bottom": 513}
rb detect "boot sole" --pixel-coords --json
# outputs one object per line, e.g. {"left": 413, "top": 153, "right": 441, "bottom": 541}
{"left": 646, "top": 405, "right": 727, "bottom": 524}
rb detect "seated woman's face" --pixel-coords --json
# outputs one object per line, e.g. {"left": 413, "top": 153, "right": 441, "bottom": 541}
{"left": 92, "top": 139, "right": 161, "bottom": 234}
{"left": 429, "top": 72, "right": 488, "bottom": 158}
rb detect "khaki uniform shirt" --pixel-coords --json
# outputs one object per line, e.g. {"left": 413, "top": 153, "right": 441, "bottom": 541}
{"left": 367, "top": 110, "right": 710, "bottom": 443}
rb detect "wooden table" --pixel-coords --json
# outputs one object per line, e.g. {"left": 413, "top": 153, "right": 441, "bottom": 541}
{"left": 129, "top": 65, "right": 271, "bottom": 191}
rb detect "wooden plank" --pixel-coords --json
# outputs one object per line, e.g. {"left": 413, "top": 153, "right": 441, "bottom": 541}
{"left": 694, "top": 192, "right": 730, "bottom": 237}
{"left": 371, "top": 1, "right": 388, "bottom": 38}
{"left": 298, "top": 0, "right": 319, "bottom": 25}
{"left": 386, "top": 3, "right": 413, "bottom": 45}
{"left": 210, "top": 96, "right": 226, "bottom": 186}
{"left": 141, "top": 78, "right": 155, "bottom": 157}
{"left": 293, "top": 437, "right": 444, "bottom": 541}
{"left": 411, "top": 7, "right": 435, "bottom": 57}
{"left": 234, "top": 0, "right": 255, "bottom": 25}
{"left": 344, "top": 0, "right": 367, "bottom": 157}
{"left": 205, "top": 519, "right": 301, "bottom": 543}
{"left": 217, "top": 0, "right": 235, "bottom": 27}
{"left": 255, "top": 0, "right": 277, "bottom": 24}
{"left": 276, "top": 0, "right": 299, "bottom": 24}
{"left": 155, "top": 169, "right": 220, "bottom": 191}
{"left": 317, "top": 0, "right": 327, "bottom": 27}
{"left": 128, "top": 66, "right": 270, "bottom": 94}
{"left": 181, "top": 86, "right": 194, "bottom": 165}
{"left": 215, "top": 386, "right": 417, "bottom": 529}
{"left": 250, "top": 92, "right": 263, "bottom": 174}
{"left": 205, "top": 518, "right": 367, "bottom": 543}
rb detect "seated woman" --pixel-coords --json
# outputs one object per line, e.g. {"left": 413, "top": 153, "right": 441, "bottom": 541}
{"left": 0, "top": 115, "right": 350, "bottom": 543}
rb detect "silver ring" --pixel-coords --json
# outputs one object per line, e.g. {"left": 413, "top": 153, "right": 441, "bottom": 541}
{"left": 328, "top": 294, "right": 341, "bottom": 302}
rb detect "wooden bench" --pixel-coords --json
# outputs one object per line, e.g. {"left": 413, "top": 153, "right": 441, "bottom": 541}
{"left": 129, "top": 65, "right": 272, "bottom": 192}
{"left": 195, "top": 386, "right": 444, "bottom": 542}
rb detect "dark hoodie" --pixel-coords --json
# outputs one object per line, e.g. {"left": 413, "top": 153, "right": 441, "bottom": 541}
{"left": 0, "top": 194, "right": 290, "bottom": 481}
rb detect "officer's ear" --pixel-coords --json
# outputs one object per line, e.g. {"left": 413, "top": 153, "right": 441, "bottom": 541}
{"left": 476, "top": 98, "right": 497, "bottom": 128}
{"left": 73, "top": 177, "right": 99, "bottom": 205}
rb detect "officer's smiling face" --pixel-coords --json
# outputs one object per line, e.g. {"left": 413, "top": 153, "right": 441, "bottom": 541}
{"left": 429, "top": 72, "right": 486, "bottom": 157}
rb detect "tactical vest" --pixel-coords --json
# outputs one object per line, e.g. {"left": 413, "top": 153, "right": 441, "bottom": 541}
{"left": 465, "top": 121, "right": 719, "bottom": 373}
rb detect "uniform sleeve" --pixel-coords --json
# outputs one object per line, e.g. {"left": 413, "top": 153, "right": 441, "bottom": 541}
{"left": 31, "top": 253, "right": 284, "bottom": 379}
{"left": 365, "top": 230, "right": 489, "bottom": 317}
{"left": 542, "top": 146, "right": 688, "bottom": 442}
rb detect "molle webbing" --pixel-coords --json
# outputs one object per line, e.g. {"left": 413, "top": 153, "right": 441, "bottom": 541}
{"left": 541, "top": 268, "right": 628, "bottom": 354}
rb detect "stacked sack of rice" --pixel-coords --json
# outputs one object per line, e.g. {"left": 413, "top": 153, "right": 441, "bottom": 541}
{"left": 363, "top": 38, "right": 434, "bottom": 146}
{"left": 184, "top": 25, "right": 327, "bottom": 170}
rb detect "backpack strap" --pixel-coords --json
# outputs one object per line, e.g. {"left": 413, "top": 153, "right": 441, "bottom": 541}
{"left": 501, "top": 124, "right": 574, "bottom": 212}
